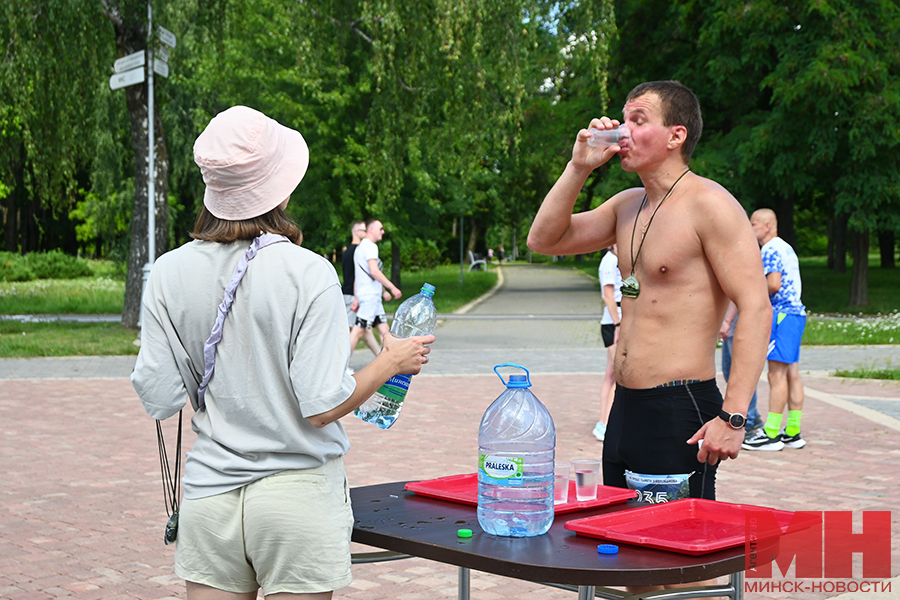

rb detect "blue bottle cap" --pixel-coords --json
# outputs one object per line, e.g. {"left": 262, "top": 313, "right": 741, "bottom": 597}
{"left": 420, "top": 283, "right": 436, "bottom": 296}
{"left": 507, "top": 374, "right": 529, "bottom": 388}
{"left": 598, "top": 544, "right": 619, "bottom": 554}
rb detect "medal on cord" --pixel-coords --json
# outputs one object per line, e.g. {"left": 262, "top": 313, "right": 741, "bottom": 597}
{"left": 621, "top": 169, "right": 691, "bottom": 299}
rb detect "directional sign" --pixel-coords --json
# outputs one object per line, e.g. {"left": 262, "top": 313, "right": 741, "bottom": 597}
{"left": 158, "top": 26, "right": 176, "bottom": 48}
{"left": 114, "top": 50, "right": 145, "bottom": 74}
{"left": 153, "top": 59, "right": 169, "bottom": 78}
{"left": 109, "top": 66, "right": 145, "bottom": 90}
{"left": 156, "top": 45, "right": 169, "bottom": 63}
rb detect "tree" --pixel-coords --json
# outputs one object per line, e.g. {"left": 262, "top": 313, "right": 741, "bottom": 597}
{"left": 0, "top": 1, "right": 110, "bottom": 253}
{"left": 100, "top": 0, "right": 170, "bottom": 328}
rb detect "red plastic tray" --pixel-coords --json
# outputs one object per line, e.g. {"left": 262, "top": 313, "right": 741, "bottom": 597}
{"left": 564, "top": 498, "right": 819, "bottom": 555}
{"left": 404, "top": 473, "right": 636, "bottom": 514}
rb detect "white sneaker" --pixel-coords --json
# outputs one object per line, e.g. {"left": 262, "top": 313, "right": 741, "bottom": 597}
{"left": 592, "top": 421, "right": 606, "bottom": 442}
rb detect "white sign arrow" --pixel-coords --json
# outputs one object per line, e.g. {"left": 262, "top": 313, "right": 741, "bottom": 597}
{"left": 109, "top": 66, "right": 145, "bottom": 90}
{"left": 153, "top": 59, "right": 169, "bottom": 78}
{"left": 156, "top": 45, "right": 169, "bottom": 63}
{"left": 158, "top": 26, "right": 176, "bottom": 48}
{"left": 114, "top": 50, "right": 145, "bottom": 74}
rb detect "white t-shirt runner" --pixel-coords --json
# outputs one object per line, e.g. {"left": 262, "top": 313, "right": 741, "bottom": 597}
{"left": 353, "top": 238, "right": 383, "bottom": 299}
{"left": 598, "top": 251, "right": 622, "bottom": 325}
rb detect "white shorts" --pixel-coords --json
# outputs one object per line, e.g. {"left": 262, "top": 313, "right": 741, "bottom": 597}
{"left": 174, "top": 457, "right": 353, "bottom": 595}
{"left": 355, "top": 293, "right": 385, "bottom": 324}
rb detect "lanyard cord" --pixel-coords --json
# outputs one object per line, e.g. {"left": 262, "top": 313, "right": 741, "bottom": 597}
{"left": 156, "top": 410, "right": 182, "bottom": 518}
{"left": 628, "top": 169, "right": 691, "bottom": 278}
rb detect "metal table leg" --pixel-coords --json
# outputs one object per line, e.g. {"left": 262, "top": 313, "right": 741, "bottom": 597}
{"left": 458, "top": 567, "right": 470, "bottom": 600}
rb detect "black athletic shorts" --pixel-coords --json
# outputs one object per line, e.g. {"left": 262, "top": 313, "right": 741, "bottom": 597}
{"left": 601, "top": 324, "right": 616, "bottom": 348}
{"left": 354, "top": 314, "right": 386, "bottom": 329}
{"left": 602, "top": 378, "right": 723, "bottom": 500}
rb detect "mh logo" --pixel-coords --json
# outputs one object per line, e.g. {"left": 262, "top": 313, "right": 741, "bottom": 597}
{"left": 745, "top": 510, "right": 891, "bottom": 579}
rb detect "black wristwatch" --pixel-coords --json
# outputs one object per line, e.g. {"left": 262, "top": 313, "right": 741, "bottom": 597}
{"left": 719, "top": 410, "right": 746, "bottom": 429}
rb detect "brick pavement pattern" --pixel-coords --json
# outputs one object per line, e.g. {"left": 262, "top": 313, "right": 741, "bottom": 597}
{"left": 2, "top": 264, "right": 898, "bottom": 600}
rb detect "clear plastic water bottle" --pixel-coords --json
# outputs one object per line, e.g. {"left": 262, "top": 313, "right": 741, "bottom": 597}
{"left": 477, "top": 363, "right": 555, "bottom": 537}
{"left": 587, "top": 123, "right": 630, "bottom": 148}
{"left": 354, "top": 283, "right": 437, "bottom": 429}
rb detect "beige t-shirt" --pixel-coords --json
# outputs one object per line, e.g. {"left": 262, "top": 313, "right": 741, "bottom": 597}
{"left": 132, "top": 239, "right": 356, "bottom": 499}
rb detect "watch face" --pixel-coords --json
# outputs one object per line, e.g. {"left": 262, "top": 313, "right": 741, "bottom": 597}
{"left": 729, "top": 413, "right": 746, "bottom": 428}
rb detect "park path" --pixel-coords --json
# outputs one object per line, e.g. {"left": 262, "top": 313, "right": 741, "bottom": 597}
{"left": 1, "top": 263, "right": 898, "bottom": 600}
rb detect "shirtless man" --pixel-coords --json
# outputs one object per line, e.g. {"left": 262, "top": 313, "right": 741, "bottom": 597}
{"left": 528, "top": 81, "right": 771, "bottom": 492}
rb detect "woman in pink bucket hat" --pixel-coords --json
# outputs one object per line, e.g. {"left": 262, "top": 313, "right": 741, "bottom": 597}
{"left": 132, "top": 106, "right": 434, "bottom": 600}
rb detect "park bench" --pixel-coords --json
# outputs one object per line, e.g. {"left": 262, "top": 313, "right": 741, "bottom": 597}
{"left": 468, "top": 250, "right": 487, "bottom": 272}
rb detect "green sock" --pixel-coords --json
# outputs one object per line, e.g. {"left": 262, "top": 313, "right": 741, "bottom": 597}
{"left": 764, "top": 413, "right": 783, "bottom": 439}
{"left": 785, "top": 410, "right": 802, "bottom": 437}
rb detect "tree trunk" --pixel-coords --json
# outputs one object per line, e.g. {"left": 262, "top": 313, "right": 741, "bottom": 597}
{"left": 107, "top": 5, "right": 170, "bottom": 329}
{"left": 466, "top": 217, "right": 480, "bottom": 260}
{"left": 829, "top": 211, "right": 848, "bottom": 273}
{"left": 848, "top": 229, "right": 869, "bottom": 307}
{"left": 878, "top": 231, "right": 895, "bottom": 269}
{"left": 773, "top": 193, "right": 796, "bottom": 249}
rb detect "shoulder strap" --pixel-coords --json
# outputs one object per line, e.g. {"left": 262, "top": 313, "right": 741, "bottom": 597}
{"left": 196, "top": 233, "right": 289, "bottom": 409}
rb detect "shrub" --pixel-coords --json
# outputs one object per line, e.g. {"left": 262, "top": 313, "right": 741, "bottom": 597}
{"left": 401, "top": 239, "right": 442, "bottom": 271}
{"left": 0, "top": 252, "right": 35, "bottom": 282}
{"left": 22, "top": 250, "right": 93, "bottom": 279}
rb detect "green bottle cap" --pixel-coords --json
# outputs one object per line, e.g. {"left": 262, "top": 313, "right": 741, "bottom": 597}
{"left": 457, "top": 529, "right": 473, "bottom": 538}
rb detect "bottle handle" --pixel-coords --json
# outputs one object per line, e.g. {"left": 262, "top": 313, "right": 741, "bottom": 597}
{"left": 493, "top": 363, "right": 532, "bottom": 387}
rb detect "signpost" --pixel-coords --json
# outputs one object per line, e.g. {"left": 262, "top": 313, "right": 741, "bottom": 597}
{"left": 114, "top": 50, "right": 145, "bottom": 74}
{"left": 108, "top": 1, "right": 175, "bottom": 329}
{"left": 109, "top": 67, "right": 145, "bottom": 91}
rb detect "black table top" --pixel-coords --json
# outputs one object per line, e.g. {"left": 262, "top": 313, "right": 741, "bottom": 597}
{"left": 350, "top": 481, "right": 749, "bottom": 587}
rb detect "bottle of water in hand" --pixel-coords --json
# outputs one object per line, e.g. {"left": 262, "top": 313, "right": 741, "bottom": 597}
{"left": 354, "top": 284, "right": 437, "bottom": 429}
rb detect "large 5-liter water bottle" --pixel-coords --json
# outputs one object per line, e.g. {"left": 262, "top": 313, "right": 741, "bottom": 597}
{"left": 477, "top": 363, "right": 556, "bottom": 537}
{"left": 354, "top": 283, "right": 437, "bottom": 429}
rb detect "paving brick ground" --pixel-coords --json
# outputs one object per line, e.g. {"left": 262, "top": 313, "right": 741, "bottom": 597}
{"left": 2, "top": 265, "right": 898, "bottom": 600}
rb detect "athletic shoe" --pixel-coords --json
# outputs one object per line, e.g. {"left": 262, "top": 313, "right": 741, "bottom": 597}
{"left": 779, "top": 431, "right": 807, "bottom": 449}
{"left": 592, "top": 421, "right": 606, "bottom": 442}
{"left": 741, "top": 429, "right": 784, "bottom": 451}
{"left": 744, "top": 426, "right": 763, "bottom": 441}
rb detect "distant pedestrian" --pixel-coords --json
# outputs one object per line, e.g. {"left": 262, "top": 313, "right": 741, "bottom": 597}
{"left": 719, "top": 301, "right": 763, "bottom": 436}
{"left": 743, "top": 208, "right": 807, "bottom": 451}
{"left": 594, "top": 244, "right": 621, "bottom": 442}
{"left": 342, "top": 220, "right": 380, "bottom": 357}
{"left": 349, "top": 219, "right": 401, "bottom": 356}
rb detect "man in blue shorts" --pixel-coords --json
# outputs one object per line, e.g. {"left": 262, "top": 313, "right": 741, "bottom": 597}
{"left": 743, "top": 209, "right": 808, "bottom": 451}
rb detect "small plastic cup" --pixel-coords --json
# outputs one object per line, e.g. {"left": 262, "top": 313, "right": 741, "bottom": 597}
{"left": 587, "top": 123, "right": 631, "bottom": 148}
{"left": 572, "top": 458, "right": 601, "bottom": 501}
{"left": 554, "top": 461, "right": 571, "bottom": 505}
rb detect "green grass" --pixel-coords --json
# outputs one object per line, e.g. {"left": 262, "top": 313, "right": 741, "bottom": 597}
{"left": 0, "top": 321, "right": 140, "bottom": 357}
{"left": 834, "top": 360, "right": 900, "bottom": 380}
{"left": 378, "top": 264, "right": 498, "bottom": 315}
{"left": 0, "top": 277, "right": 125, "bottom": 314}
{"left": 803, "top": 314, "right": 900, "bottom": 345}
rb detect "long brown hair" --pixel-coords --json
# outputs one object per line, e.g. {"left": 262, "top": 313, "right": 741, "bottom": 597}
{"left": 190, "top": 205, "right": 303, "bottom": 245}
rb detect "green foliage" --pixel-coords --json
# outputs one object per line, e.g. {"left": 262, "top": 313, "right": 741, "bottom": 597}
{"left": 834, "top": 363, "right": 900, "bottom": 380}
{"left": 0, "top": 321, "right": 140, "bottom": 357}
{"left": 401, "top": 239, "right": 442, "bottom": 272}
{"left": 0, "top": 252, "right": 35, "bottom": 282}
{"left": 0, "top": 276, "right": 125, "bottom": 314}
{"left": 21, "top": 251, "right": 93, "bottom": 279}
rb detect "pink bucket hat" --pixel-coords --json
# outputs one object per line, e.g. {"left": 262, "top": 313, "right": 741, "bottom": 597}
{"left": 194, "top": 106, "right": 309, "bottom": 220}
